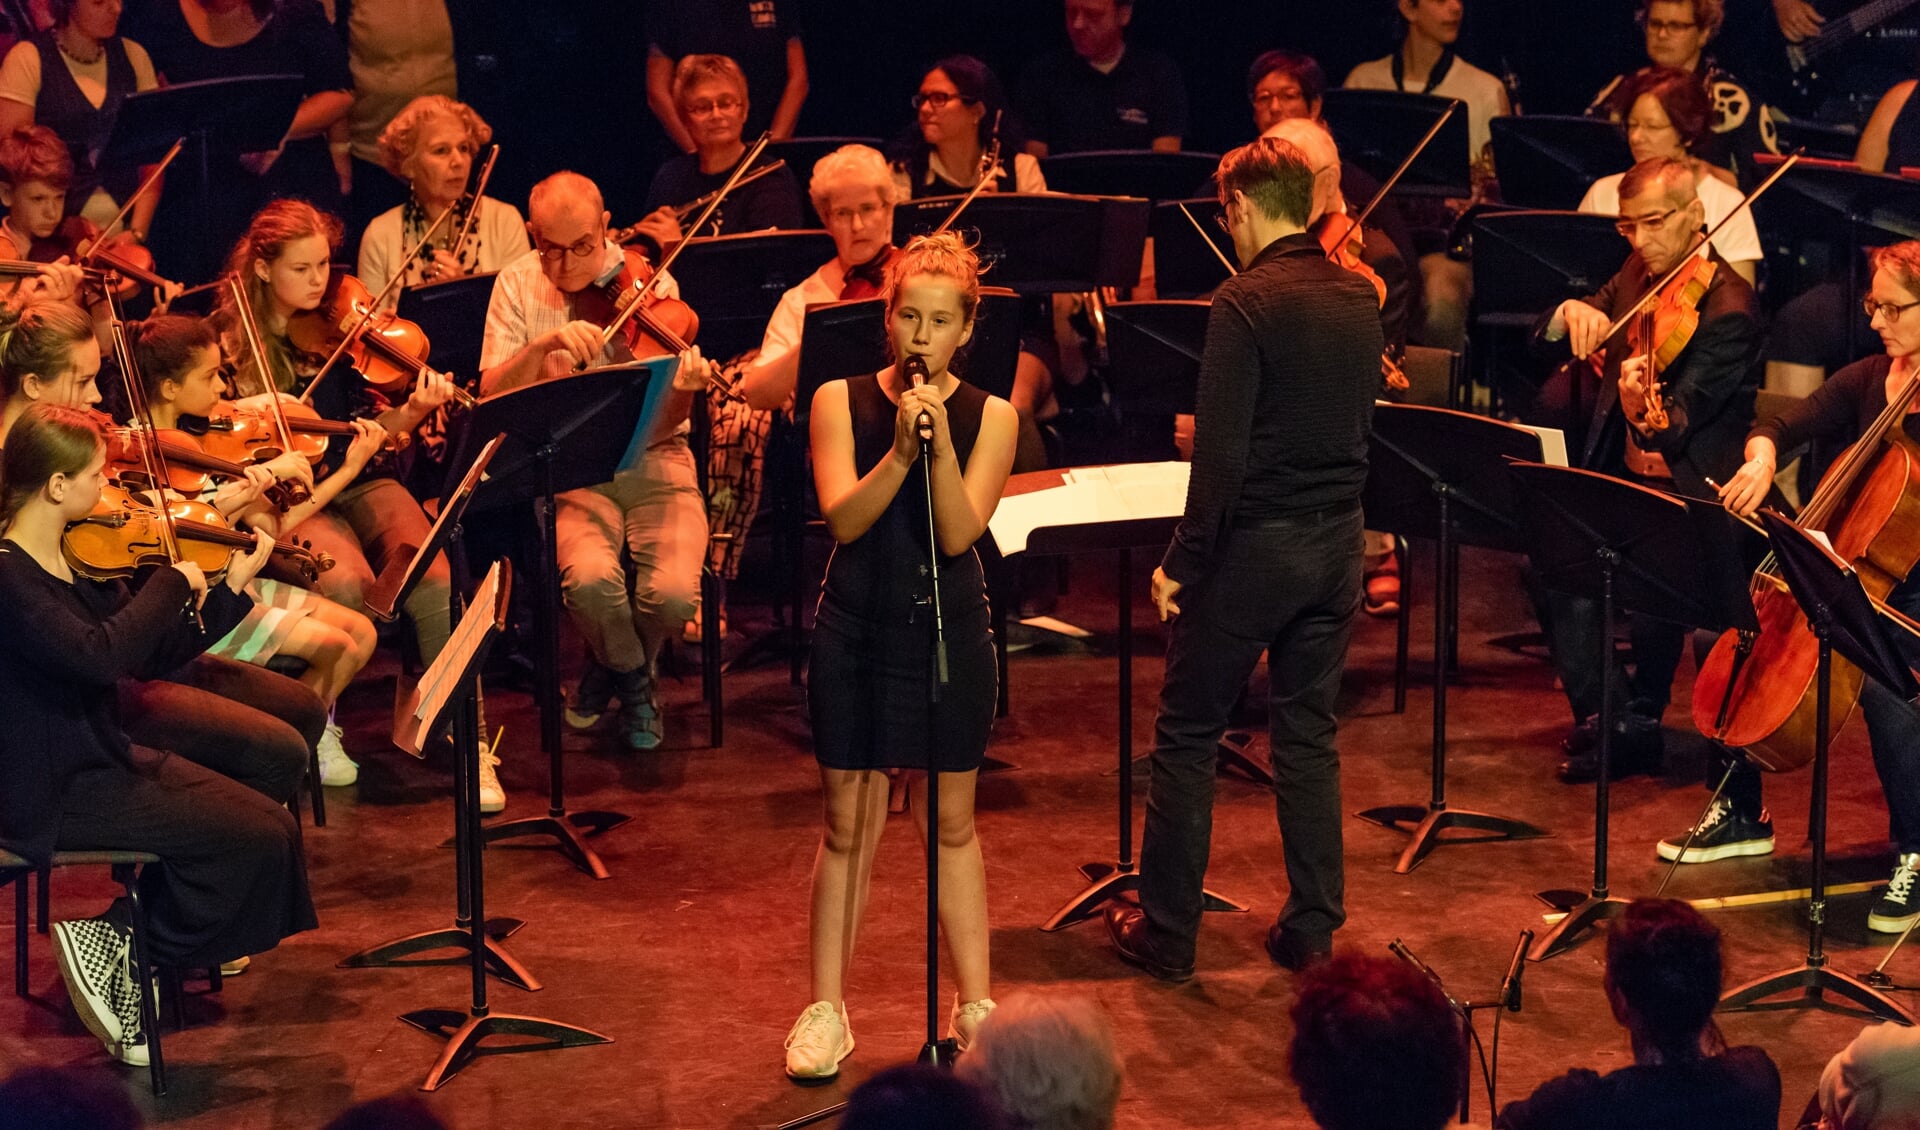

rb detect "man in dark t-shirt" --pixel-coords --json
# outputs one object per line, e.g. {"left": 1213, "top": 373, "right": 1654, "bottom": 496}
{"left": 1017, "top": 0, "right": 1187, "bottom": 156}
{"left": 646, "top": 0, "right": 806, "bottom": 150}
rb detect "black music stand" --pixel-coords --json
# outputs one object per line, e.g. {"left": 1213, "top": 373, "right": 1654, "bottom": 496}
{"left": 1490, "top": 116, "right": 1634, "bottom": 211}
{"left": 765, "top": 136, "right": 885, "bottom": 227}
{"left": 892, "top": 193, "right": 1151, "bottom": 292}
{"left": 1356, "top": 406, "right": 1554, "bottom": 873}
{"left": 394, "top": 561, "right": 614, "bottom": 1089}
{"left": 1510, "top": 464, "right": 1760, "bottom": 961}
{"left": 1148, "top": 199, "right": 1233, "bottom": 300}
{"left": 444, "top": 359, "right": 674, "bottom": 878}
{"left": 1756, "top": 158, "right": 1920, "bottom": 359}
{"left": 1470, "top": 210, "right": 1630, "bottom": 417}
{"left": 666, "top": 230, "right": 838, "bottom": 361}
{"left": 396, "top": 273, "right": 497, "bottom": 383}
{"left": 339, "top": 436, "right": 539, "bottom": 988}
{"left": 1320, "top": 90, "right": 1471, "bottom": 198}
{"left": 1036, "top": 150, "right": 1222, "bottom": 202}
{"left": 1717, "top": 513, "right": 1917, "bottom": 1024}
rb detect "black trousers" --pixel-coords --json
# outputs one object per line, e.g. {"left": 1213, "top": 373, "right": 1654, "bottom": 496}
{"left": 1533, "top": 583, "right": 1689, "bottom": 724}
{"left": 57, "top": 748, "right": 316, "bottom": 967}
{"left": 119, "top": 655, "right": 323, "bottom": 808}
{"left": 1138, "top": 507, "right": 1363, "bottom": 962}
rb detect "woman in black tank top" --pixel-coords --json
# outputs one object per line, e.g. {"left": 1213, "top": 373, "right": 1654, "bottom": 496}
{"left": 782, "top": 232, "right": 1019, "bottom": 1082}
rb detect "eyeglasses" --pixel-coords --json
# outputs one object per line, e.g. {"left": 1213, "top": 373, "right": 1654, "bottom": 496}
{"left": 684, "top": 96, "right": 742, "bottom": 118}
{"left": 534, "top": 234, "right": 602, "bottom": 262}
{"left": 911, "top": 91, "right": 974, "bottom": 112}
{"left": 1642, "top": 17, "right": 1700, "bottom": 34}
{"left": 1865, "top": 297, "right": 1920, "bottom": 321}
{"left": 1251, "top": 88, "right": 1304, "bottom": 107}
{"left": 827, "top": 202, "right": 885, "bottom": 226}
{"left": 1614, "top": 208, "right": 1680, "bottom": 238}
{"left": 1213, "top": 209, "right": 1233, "bottom": 236}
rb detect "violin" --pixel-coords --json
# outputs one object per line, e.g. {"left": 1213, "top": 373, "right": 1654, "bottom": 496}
{"left": 29, "top": 216, "right": 180, "bottom": 298}
{"left": 1622, "top": 255, "right": 1717, "bottom": 433}
{"left": 572, "top": 244, "right": 702, "bottom": 365}
{"left": 183, "top": 398, "right": 406, "bottom": 467}
{"left": 1313, "top": 212, "right": 1410, "bottom": 392}
{"left": 63, "top": 482, "right": 332, "bottom": 585}
{"left": 100, "top": 415, "right": 305, "bottom": 511}
{"left": 286, "top": 273, "right": 478, "bottom": 410}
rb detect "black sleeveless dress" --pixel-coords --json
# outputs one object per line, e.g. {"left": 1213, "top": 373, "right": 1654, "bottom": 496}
{"left": 809, "top": 374, "right": 998, "bottom": 772}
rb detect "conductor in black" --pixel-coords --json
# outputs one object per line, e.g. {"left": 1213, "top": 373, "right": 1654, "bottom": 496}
{"left": 1105, "top": 137, "right": 1384, "bottom": 982}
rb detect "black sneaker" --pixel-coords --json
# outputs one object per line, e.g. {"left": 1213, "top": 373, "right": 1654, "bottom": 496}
{"left": 564, "top": 659, "right": 617, "bottom": 730}
{"left": 1869, "top": 853, "right": 1920, "bottom": 933}
{"left": 1559, "top": 715, "right": 1663, "bottom": 783}
{"left": 1656, "top": 798, "right": 1775, "bottom": 863}
{"left": 51, "top": 916, "right": 129, "bottom": 1052}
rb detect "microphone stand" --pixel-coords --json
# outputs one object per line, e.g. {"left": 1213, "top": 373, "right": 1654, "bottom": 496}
{"left": 1388, "top": 930, "right": 1531, "bottom": 1124}
{"left": 913, "top": 371, "right": 955, "bottom": 1067}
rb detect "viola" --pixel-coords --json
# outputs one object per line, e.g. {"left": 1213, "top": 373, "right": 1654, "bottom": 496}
{"left": 286, "top": 273, "right": 478, "bottom": 409}
{"left": 572, "top": 244, "right": 702, "bottom": 365}
{"left": 63, "top": 482, "right": 333, "bottom": 585}
{"left": 182, "top": 399, "right": 406, "bottom": 468}
{"left": 1312, "top": 213, "right": 1409, "bottom": 392}
{"left": 100, "top": 417, "right": 305, "bottom": 511}
{"left": 1623, "top": 255, "right": 1717, "bottom": 433}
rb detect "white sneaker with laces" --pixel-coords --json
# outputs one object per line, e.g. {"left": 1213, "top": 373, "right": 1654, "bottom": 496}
{"left": 477, "top": 737, "right": 506, "bottom": 814}
{"left": 949, "top": 994, "right": 997, "bottom": 1053}
{"left": 317, "top": 721, "right": 358, "bottom": 786}
{"left": 784, "top": 1000, "right": 853, "bottom": 1081}
{"left": 1871, "top": 853, "right": 1920, "bottom": 932}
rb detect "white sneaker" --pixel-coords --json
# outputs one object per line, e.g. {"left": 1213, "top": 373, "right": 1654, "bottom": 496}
{"left": 784, "top": 1000, "right": 853, "bottom": 1081}
{"left": 948, "top": 995, "right": 996, "bottom": 1053}
{"left": 52, "top": 917, "right": 127, "bottom": 1050}
{"left": 219, "top": 955, "right": 250, "bottom": 976}
{"left": 316, "top": 722, "right": 358, "bottom": 787}
{"left": 477, "top": 736, "right": 506, "bottom": 814}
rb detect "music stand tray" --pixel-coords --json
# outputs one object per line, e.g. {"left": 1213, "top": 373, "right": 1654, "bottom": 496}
{"left": 1490, "top": 116, "right": 1634, "bottom": 211}
{"left": 1102, "top": 300, "right": 1209, "bottom": 417}
{"left": 1357, "top": 406, "right": 1554, "bottom": 873}
{"left": 1148, "top": 199, "right": 1234, "bottom": 300}
{"left": 666, "top": 230, "right": 838, "bottom": 362}
{"left": 1714, "top": 513, "right": 1917, "bottom": 1025}
{"left": 1470, "top": 211, "right": 1631, "bottom": 327}
{"left": 397, "top": 273, "right": 497, "bottom": 384}
{"left": 891, "top": 193, "right": 1150, "bottom": 292}
{"left": 1510, "top": 464, "right": 1760, "bottom": 961}
{"left": 100, "top": 74, "right": 304, "bottom": 166}
{"left": 1036, "top": 150, "right": 1221, "bottom": 202}
{"left": 443, "top": 359, "right": 676, "bottom": 879}
{"left": 1320, "top": 90, "right": 1472, "bottom": 199}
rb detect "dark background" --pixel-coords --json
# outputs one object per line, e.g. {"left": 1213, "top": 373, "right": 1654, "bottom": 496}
{"left": 459, "top": 0, "right": 1801, "bottom": 224}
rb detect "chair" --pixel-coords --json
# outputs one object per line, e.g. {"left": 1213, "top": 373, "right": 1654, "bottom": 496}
{"left": 1, "top": 848, "right": 169, "bottom": 1095}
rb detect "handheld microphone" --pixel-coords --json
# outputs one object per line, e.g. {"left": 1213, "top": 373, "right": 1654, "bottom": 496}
{"left": 904, "top": 354, "right": 933, "bottom": 442}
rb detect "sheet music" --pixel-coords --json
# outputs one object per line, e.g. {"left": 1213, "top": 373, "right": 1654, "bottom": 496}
{"left": 990, "top": 463, "right": 1190, "bottom": 554}
{"left": 395, "top": 561, "right": 503, "bottom": 756}
{"left": 1515, "top": 423, "right": 1568, "bottom": 467}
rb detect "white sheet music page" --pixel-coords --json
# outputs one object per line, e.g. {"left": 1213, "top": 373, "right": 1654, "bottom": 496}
{"left": 395, "top": 561, "right": 503, "bottom": 756}
{"left": 990, "top": 463, "right": 1191, "bottom": 554}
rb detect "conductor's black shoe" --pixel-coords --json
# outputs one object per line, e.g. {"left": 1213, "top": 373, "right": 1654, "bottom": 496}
{"left": 1265, "top": 924, "right": 1332, "bottom": 972}
{"left": 1558, "top": 715, "right": 1663, "bottom": 784}
{"left": 1104, "top": 907, "right": 1193, "bottom": 983}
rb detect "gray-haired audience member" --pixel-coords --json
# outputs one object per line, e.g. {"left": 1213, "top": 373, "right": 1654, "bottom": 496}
{"left": 958, "top": 992, "right": 1123, "bottom": 1130}
{"left": 1819, "top": 1023, "right": 1920, "bottom": 1130}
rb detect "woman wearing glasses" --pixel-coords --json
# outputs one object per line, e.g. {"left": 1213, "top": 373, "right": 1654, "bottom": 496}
{"left": 1677, "top": 240, "right": 1920, "bottom": 935}
{"left": 1577, "top": 66, "right": 1760, "bottom": 286}
{"left": 629, "top": 54, "right": 802, "bottom": 258}
{"left": 892, "top": 55, "right": 1044, "bottom": 200}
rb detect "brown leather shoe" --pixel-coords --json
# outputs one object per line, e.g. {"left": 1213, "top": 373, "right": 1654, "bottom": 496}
{"left": 1104, "top": 907, "right": 1194, "bottom": 983}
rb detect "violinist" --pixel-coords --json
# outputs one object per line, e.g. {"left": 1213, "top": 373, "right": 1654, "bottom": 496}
{"left": 0, "top": 290, "right": 326, "bottom": 821}
{"left": 1531, "top": 156, "right": 1763, "bottom": 785}
{"left": 1681, "top": 239, "right": 1920, "bottom": 935}
{"left": 357, "top": 95, "right": 530, "bottom": 305}
{"left": 132, "top": 313, "right": 378, "bottom": 788}
{"left": 629, "top": 54, "right": 802, "bottom": 258}
{"left": 215, "top": 199, "right": 491, "bottom": 806}
{"left": 479, "top": 170, "right": 709, "bottom": 752}
{"left": 0, "top": 402, "right": 314, "bottom": 1069}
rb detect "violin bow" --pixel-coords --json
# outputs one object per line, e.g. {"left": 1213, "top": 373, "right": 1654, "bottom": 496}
{"left": 1594, "top": 150, "right": 1803, "bottom": 349}
{"left": 300, "top": 198, "right": 459, "bottom": 405}
{"left": 443, "top": 144, "right": 500, "bottom": 266}
{"left": 931, "top": 111, "right": 1005, "bottom": 238}
{"left": 591, "top": 130, "right": 773, "bottom": 357}
{"left": 1176, "top": 201, "right": 1238, "bottom": 278}
{"left": 225, "top": 272, "right": 299, "bottom": 455}
{"left": 1330, "top": 99, "right": 1460, "bottom": 254}
{"left": 83, "top": 138, "right": 183, "bottom": 253}
{"left": 104, "top": 287, "right": 201, "bottom": 623}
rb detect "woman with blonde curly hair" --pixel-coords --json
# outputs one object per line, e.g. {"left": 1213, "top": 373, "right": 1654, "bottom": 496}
{"left": 783, "top": 230, "right": 1017, "bottom": 1083}
{"left": 357, "top": 94, "right": 529, "bottom": 307}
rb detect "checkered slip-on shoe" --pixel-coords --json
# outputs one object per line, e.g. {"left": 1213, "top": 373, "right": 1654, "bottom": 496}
{"left": 52, "top": 916, "right": 129, "bottom": 1051}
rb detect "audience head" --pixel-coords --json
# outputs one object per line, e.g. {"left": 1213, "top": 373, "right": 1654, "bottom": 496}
{"left": 1064, "top": 0, "right": 1132, "bottom": 65}
{"left": 0, "top": 293, "right": 100, "bottom": 410}
{"left": 377, "top": 95, "right": 491, "bottom": 210}
{"left": 1603, "top": 898, "right": 1724, "bottom": 1063}
{"left": 0, "top": 126, "right": 74, "bottom": 240}
{"left": 526, "top": 171, "right": 610, "bottom": 294}
{"left": 46, "top": 0, "right": 125, "bottom": 40}
{"left": 1248, "top": 50, "right": 1325, "bottom": 131}
{"left": 1616, "top": 157, "right": 1703, "bottom": 277}
{"left": 913, "top": 55, "right": 1016, "bottom": 159}
{"left": 1214, "top": 137, "right": 1315, "bottom": 264}
{"left": 225, "top": 198, "right": 342, "bottom": 325}
{"left": 840, "top": 1064, "right": 1007, "bottom": 1130}
{"left": 957, "top": 992, "right": 1122, "bottom": 1130}
{"left": 1289, "top": 952, "right": 1465, "bottom": 1130}
{"left": 1619, "top": 66, "right": 1712, "bottom": 164}
{"left": 1864, "top": 243, "right": 1920, "bottom": 358}
{"left": 1261, "top": 117, "right": 1342, "bottom": 223}
{"left": 885, "top": 230, "right": 980, "bottom": 375}
{"left": 129, "top": 313, "right": 225, "bottom": 411}
{"left": 0, "top": 402, "right": 108, "bottom": 529}
{"left": 1641, "top": 0, "right": 1722, "bottom": 69}
{"left": 1397, "top": 0, "right": 1464, "bottom": 47}
{"left": 321, "top": 1096, "right": 451, "bottom": 1130}
{"left": 671, "top": 54, "right": 750, "bottom": 155}
{"left": 0, "top": 1065, "right": 142, "bottom": 1130}
{"left": 1819, "top": 1024, "right": 1920, "bottom": 1130}
{"left": 811, "top": 144, "right": 897, "bottom": 269}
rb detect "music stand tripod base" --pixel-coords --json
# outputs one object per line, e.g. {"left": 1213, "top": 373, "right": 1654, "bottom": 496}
{"left": 477, "top": 809, "right": 632, "bottom": 881}
{"left": 1359, "top": 803, "right": 1550, "bottom": 875}
{"left": 1529, "top": 892, "right": 1632, "bottom": 961}
{"left": 1040, "top": 861, "right": 1247, "bottom": 933}
{"left": 339, "top": 918, "right": 539, "bottom": 993}
{"left": 1720, "top": 960, "right": 1916, "bottom": 1025}
{"left": 401, "top": 1008, "right": 613, "bottom": 1091}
